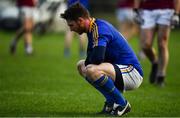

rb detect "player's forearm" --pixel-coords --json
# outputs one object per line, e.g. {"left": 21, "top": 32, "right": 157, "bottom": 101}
{"left": 85, "top": 51, "right": 92, "bottom": 66}
{"left": 91, "top": 46, "right": 106, "bottom": 65}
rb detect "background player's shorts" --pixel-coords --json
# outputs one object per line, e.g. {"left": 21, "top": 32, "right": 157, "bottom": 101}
{"left": 20, "top": 7, "right": 35, "bottom": 19}
{"left": 116, "top": 8, "right": 134, "bottom": 22}
{"left": 114, "top": 65, "right": 143, "bottom": 91}
{"left": 141, "top": 9, "right": 174, "bottom": 29}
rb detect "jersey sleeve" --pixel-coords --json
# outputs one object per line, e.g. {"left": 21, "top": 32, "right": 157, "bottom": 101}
{"left": 93, "top": 24, "right": 111, "bottom": 47}
{"left": 89, "top": 24, "right": 111, "bottom": 64}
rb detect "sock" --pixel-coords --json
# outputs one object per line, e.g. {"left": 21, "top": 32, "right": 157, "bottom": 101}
{"left": 93, "top": 75, "right": 126, "bottom": 106}
{"left": 64, "top": 48, "right": 70, "bottom": 57}
{"left": 85, "top": 77, "right": 114, "bottom": 104}
{"left": 79, "top": 49, "right": 86, "bottom": 58}
{"left": 25, "top": 44, "right": 33, "bottom": 54}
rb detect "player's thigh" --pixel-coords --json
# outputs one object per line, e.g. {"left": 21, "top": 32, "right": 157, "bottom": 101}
{"left": 116, "top": 65, "right": 143, "bottom": 91}
{"left": 140, "top": 28, "right": 156, "bottom": 48}
{"left": 116, "top": 8, "right": 134, "bottom": 22}
{"left": 21, "top": 7, "right": 34, "bottom": 30}
{"left": 140, "top": 10, "right": 157, "bottom": 46}
{"left": 119, "top": 21, "right": 133, "bottom": 31}
{"left": 96, "top": 63, "right": 116, "bottom": 81}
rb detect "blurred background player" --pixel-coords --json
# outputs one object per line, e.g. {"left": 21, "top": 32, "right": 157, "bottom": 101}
{"left": 116, "top": 0, "right": 138, "bottom": 40}
{"left": 10, "top": 0, "right": 37, "bottom": 55}
{"left": 116, "top": 0, "right": 145, "bottom": 59}
{"left": 134, "top": 0, "right": 180, "bottom": 86}
{"left": 64, "top": 0, "right": 89, "bottom": 58}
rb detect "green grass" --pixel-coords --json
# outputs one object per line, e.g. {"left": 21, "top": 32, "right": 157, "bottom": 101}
{"left": 0, "top": 29, "right": 180, "bottom": 117}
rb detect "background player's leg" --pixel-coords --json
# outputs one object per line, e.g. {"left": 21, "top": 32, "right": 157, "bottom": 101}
{"left": 10, "top": 27, "right": 24, "bottom": 54}
{"left": 79, "top": 34, "right": 86, "bottom": 58}
{"left": 140, "top": 28, "right": 158, "bottom": 83}
{"left": 156, "top": 25, "right": 170, "bottom": 86}
{"left": 64, "top": 30, "right": 74, "bottom": 57}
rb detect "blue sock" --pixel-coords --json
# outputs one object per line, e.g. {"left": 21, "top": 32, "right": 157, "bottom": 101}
{"left": 85, "top": 77, "right": 114, "bottom": 104}
{"left": 93, "top": 75, "right": 126, "bottom": 106}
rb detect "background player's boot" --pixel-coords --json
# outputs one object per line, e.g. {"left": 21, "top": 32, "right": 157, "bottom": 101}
{"left": 149, "top": 63, "right": 158, "bottom": 84}
{"left": 10, "top": 40, "right": 17, "bottom": 55}
{"left": 111, "top": 101, "right": 131, "bottom": 116}
{"left": 156, "top": 76, "right": 165, "bottom": 87}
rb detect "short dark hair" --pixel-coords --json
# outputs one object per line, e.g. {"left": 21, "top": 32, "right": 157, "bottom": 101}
{"left": 61, "top": 3, "right": 90, "bottom": 21}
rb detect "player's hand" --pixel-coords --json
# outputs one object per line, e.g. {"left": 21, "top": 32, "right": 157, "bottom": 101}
{"left": 171, "top": 13, "right": 180, "bottom": 27}
{"left": 133, "top": 8, "right": 144, "bottom": 25}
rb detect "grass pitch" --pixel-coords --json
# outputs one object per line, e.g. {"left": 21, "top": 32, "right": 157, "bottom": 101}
{"left": 0, "top": 29, "right": 180, "bottom": 117}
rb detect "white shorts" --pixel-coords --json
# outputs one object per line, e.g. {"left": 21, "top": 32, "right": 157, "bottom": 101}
{"left": 116, "top": 65, "right": 143, "bottom": 91}
{"left": 20, "top": 7, "right": 35, "bottom": 19}
{"left": 116, "top": 8, "right": 134, "bottom": 22}
{"left": 141, "top": 9, "right": 174, "bottom": 29}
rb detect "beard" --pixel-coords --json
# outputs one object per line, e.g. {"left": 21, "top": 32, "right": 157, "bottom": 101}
{"left": 76, "top": 28, "right": 85, "bottom": 35}
{"left": 78, "top": 31, "right": 84, "bottom": 35}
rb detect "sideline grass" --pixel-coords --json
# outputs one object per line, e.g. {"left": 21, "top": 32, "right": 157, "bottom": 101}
{"left": 0, "top": 30, "right": 180, "bottom": 117}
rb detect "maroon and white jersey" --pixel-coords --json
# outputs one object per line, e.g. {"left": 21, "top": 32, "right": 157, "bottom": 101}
{"left": 17, "top": 0, "right": 36, "bottom": 7}
{"left": 140, "top": 0, "right": 174, "bottom": 10}
{"left": 117, "top": 0, "right": 134, "bottom": 8}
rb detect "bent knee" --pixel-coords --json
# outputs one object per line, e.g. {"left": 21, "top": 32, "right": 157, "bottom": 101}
{"left": 76, "top": 60, "right": 85, "bottom": 68}
{"left": 142, "top": 43, "right": 151, "bottom": 50}
{"left": 76, "top": 60, "right": 86, "bottom": 76}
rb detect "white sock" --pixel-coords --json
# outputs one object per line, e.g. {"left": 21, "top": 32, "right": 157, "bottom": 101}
{"left": 26, "top": 45, "right": 33, "bottom": 54}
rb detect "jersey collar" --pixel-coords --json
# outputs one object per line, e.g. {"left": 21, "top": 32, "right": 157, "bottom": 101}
{"left": 88, "top": 18, "right": 95, "bottom": 32}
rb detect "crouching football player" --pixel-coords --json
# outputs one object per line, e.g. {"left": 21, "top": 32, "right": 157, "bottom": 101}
{"left": 61, "top": 3, "right": 143, "bottom": 116}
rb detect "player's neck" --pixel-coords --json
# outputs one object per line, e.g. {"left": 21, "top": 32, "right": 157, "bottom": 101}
{"left": 85, "top": 18, "right": 91, "bottom": 33}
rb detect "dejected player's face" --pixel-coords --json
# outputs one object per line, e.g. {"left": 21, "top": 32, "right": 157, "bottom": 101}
{"left": 67, "top": 20, "right": 85, "bottom": 35}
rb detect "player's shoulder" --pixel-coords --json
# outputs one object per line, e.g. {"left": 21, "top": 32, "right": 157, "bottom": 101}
{"left": 94, "top": 19, "right": 113, "bottom": 34}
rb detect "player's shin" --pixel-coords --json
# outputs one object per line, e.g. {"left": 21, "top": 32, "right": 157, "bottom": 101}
{"left": 93, "top": 75, "right": 126, "bottom": 107}
{"left": 85, "top": 77, "right": 114, "bottom": 104}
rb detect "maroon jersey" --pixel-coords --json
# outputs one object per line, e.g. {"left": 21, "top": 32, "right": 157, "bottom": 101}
{"left": 17, "top": 0, "right": 36, "bottom": 7}
{"left": 117, "top": 0, "right": 134, "bottom": 8}
{"left": 140, "top": 0, "right": 174, "bottom": 10}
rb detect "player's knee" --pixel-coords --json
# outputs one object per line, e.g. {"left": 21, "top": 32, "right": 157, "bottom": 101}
{"left": 142, "top": 43, "right": 151, "bottom": 50}
{"left": 76, "top": 60, "right": 84, "bottom": 68}
{"left": 158, "top": 39, "right": 168, "bottom": 49}
{"left": 158, "top": 34, "right": 168, "bottom": 42}
{"left": 24, "top": 28, "right": 32, "bottom": 33}
{"left": 76, "top": 60, "right": 85, "bottom": 73}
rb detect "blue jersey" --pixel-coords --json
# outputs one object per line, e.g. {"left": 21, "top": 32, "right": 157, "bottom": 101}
{"left": 87, "top": 18, "right": 143, "bottom": 76}
{"left": 67, "top": 0, "right": 89, "bottom": 9}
